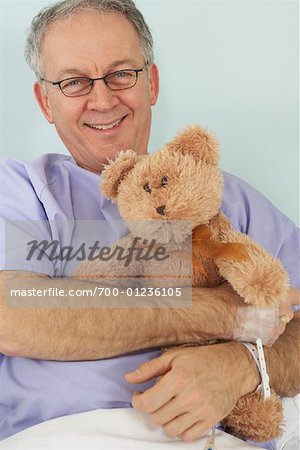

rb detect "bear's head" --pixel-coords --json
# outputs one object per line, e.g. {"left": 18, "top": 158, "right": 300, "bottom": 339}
{"left": 101, "top": 126, "right": 223, "bottom": 245}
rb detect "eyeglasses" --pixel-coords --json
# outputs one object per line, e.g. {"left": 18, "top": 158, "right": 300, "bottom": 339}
{"left": 40, "top": 62, "right": 149, "bottom": 97}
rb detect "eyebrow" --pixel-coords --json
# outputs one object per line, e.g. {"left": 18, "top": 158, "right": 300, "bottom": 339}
{"left": 56, "top": 59, "right": 141, "bottom": 80}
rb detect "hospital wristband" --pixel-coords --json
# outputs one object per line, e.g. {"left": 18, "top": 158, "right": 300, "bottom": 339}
{"left": 241, "top": 338, "right": 271, "bottom": 400}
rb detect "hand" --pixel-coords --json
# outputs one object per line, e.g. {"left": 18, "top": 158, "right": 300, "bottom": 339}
{"left": 233, "top": 287, "right": 297, "bottom": 346}
{"left": 125, "top": 342, "right": 259, "bottom": 442}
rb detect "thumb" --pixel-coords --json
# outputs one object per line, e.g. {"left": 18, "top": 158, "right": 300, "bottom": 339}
{"left": 125, "top": 352, "right": 174, "bottom": 384}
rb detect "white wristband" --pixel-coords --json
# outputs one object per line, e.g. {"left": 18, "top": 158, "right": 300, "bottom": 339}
{"left": 242, "top": 338, "right": 271, "bottom": 400}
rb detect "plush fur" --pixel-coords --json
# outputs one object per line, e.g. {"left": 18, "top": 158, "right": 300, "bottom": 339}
{"left": 75, "top": 125, "right": 289, "bottom": 442}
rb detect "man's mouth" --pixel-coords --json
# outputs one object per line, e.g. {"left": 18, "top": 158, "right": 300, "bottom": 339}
{"left": 86, "top": 117, "right": 125, "bottom": 131}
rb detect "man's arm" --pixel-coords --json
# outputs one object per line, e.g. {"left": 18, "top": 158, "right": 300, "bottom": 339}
{"left": 265, "top": 307, "right": 300, "bottom": 397}
{"left": 125, "top": 309, "right": 300, "bottom": 442}
{"left": 1, "top": 270, "right": 241, "bottom": 360}
{"left": 0, "top": 270, "right": 291, "bottom": 361}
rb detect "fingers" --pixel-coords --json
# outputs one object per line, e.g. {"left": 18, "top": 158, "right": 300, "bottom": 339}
{"left": 127, "top": 352, "right": 181, "bottom": 413}
{"left": 128, "top": 350, "right": 201, "bottom": 415}
{"left": 131, "top": 374, "right": 175, "bottom": 412}
{"left": 179, "top": 422, "right": 212, "bottom": 442}
{"left": 149, "top": 396, "right": 183, "bottom": 426}
{"left": 162, "top": 413, "right": 208, "bottom": 441}
{"left": 125, "top": 351, "right": 176, "bottom": 384}
{"left": 126, "top": 344, "right": 248, "bottom": 443}
{"left": 149, "top": 398, "right": 213, "bottom": 442}
{"left": 152, "top": 405, "right": 214, "bottom": 442}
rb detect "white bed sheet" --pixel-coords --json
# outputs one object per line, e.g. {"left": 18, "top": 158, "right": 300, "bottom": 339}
{"left": 2, "top": 396, "right": 299, "bottom": 450}
{"left": 0, "top": 408, "right": 264, "bottom": 450}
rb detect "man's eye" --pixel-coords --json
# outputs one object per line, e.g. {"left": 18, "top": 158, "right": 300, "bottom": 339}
{"left": 143, "top": 183, "right": 152, "bottom": 193}
{"left": 110, "top": 71, "right": 132, "bottom": 80}
{"left": 70, "top": 79, "right": 81, "bottom": 85}
{"left": 64, "top": 79, "right": 82, "bottom": 87}
{"left": 161, "top": 176, "right": 168, "bottom": 186}
{"left": 115, "top": 71, "right": 128, "bottom": 78}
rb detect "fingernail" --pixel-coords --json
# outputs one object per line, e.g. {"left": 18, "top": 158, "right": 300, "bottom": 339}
{"left": 126, "top": 369, "right": 140, "bottom": 376}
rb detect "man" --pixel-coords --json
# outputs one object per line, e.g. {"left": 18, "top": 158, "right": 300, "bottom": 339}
{"left": 0, "top": 0, "right": 299, "bottom": 447}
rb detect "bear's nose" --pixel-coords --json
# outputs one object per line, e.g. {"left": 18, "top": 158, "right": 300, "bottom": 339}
{"left": 156, "top": 205, "right": 166, "bottom": 216}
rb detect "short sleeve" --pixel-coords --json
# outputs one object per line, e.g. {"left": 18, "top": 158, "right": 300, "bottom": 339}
{"left": 0, "top": 157, "right": 55, "bottom": 276}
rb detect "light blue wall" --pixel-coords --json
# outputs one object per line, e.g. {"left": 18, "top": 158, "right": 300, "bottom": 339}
{"left": 0, "top": 0, "right": 299, "bottom": 224}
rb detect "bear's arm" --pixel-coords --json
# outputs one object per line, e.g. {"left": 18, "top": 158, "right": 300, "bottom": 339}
{"left": 210, "top": 213, "right": 289, "bottom": 307}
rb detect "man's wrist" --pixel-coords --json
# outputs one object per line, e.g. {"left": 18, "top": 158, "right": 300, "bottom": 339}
{"left": 262, "top": 316, "right": 300, "bottom": 397}
{"left": 227, "top": 341, "right": 261, "bottom": 397}
{"left": 241, "top": 340, "right": 271, "bottom": 398}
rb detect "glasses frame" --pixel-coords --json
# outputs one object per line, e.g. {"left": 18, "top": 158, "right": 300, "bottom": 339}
{"left": 40, "top": 62, "right": 149, "bottom": 97}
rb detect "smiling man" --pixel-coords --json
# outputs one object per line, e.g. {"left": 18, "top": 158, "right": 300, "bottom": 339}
{"left": 33, "top": 10, "right": 159, "bottom": 172}
{"left": 0, "top": 0, "right": 299, "bottom": 448}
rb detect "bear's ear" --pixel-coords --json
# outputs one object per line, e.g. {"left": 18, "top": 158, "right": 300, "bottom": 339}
{"left": 101, "top": 150, "right": 144, "bottom": 200}
{"left": 165, "top": 125, "right": 219, "bottom": 165}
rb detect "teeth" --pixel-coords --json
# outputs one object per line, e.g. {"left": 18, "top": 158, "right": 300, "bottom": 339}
{"left": 88, "top": 118, "right": 122, "bottom": 130}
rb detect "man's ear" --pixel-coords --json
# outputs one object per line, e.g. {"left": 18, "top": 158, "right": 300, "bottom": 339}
{"left": 101, "top": 150, "right": 145, "bottom": 201}
{"left": 165, "top": 125, "right": 219, "bottom": 165}
{"left": 34, "top": 82, "right": 54, "bottom": 123}
{"left": 149, "top": 63, "right": 159, "bottom": 106}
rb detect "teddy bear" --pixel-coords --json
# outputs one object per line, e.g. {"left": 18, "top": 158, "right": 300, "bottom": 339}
{"left": 74, "top": 125, "right": 289, "bottom": 443}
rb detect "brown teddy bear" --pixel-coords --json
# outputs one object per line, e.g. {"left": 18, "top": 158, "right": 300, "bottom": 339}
{"left": 75, "top": 125, "right": 289, "bottom": 443}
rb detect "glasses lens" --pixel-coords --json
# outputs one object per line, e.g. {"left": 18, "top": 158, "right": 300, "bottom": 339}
{"left": 106, "top": 70, "right": 137, "bottom": 90}
{"left": 60, "top": 78, "right": 92, "bottom": 96}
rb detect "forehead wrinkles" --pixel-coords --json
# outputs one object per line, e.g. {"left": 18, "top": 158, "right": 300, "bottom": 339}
{"left": 40, "top": 11, "right": 145, "bottom": 76}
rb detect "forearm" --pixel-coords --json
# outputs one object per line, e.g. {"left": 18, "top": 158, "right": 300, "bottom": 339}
{"left": 264, "top": 312, "right": 300, "bottom": 397}
{"left": 229, "top": 314, "right": 300, "bottom": 399}
{"left": 0, "top": 272, "right": 237, "bottom": 360}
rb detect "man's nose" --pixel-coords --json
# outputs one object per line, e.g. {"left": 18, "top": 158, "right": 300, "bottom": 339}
{"left": 86, "top": 80, "right": 119, "bottom": 111}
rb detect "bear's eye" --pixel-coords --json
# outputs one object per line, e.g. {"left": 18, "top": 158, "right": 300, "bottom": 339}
{"left": 161, "top": 176, "right": 168, "bottom": 186}
{"left": 143, "top": 183, "right": 152, "bottom": 193}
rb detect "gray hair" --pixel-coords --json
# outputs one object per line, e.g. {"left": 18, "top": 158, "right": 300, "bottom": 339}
{"left": 25, "top": 0, "right": 154, "bottom": 79}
